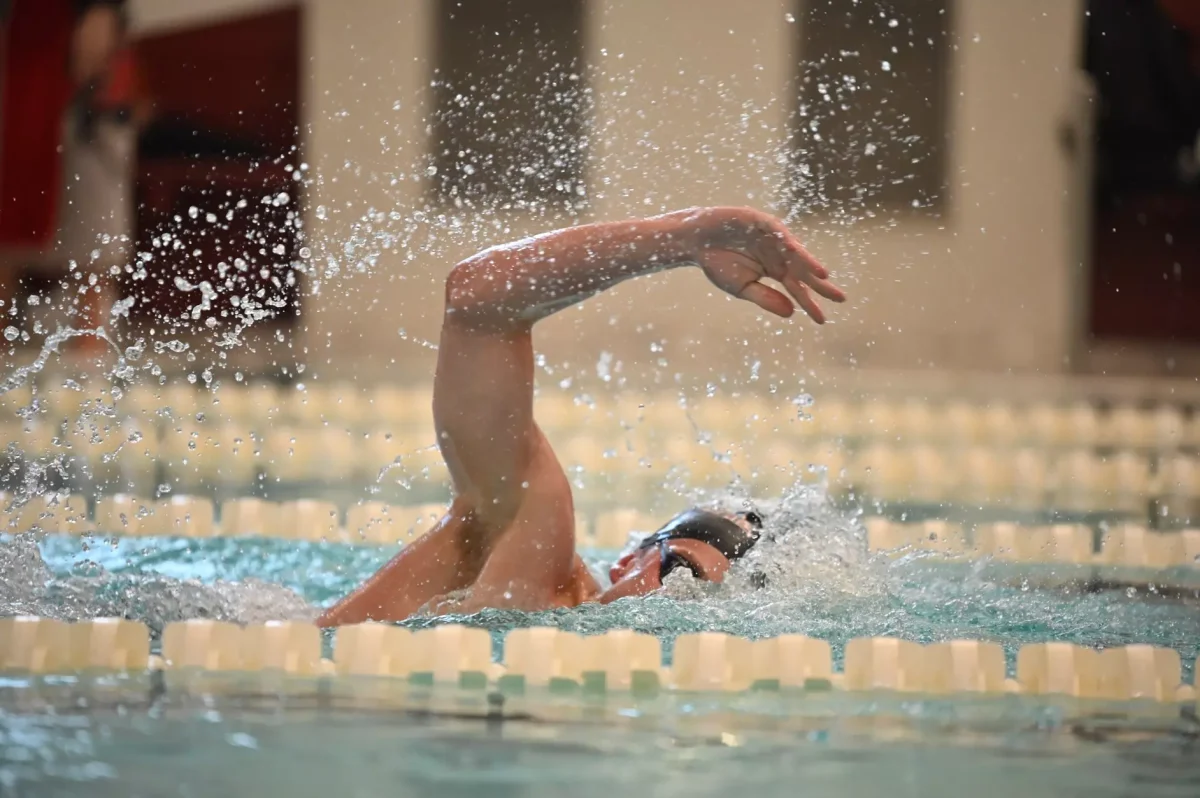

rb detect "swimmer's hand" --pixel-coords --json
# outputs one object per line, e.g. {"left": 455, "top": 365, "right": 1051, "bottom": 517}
{"left": 419, "top": 590, "right": 474, "bottom": 617}
{"left": 421, "top": 589, "right": 505, "bottom": 617}
{"left": 673, "top": 207, "right": 846, "bottom": 323}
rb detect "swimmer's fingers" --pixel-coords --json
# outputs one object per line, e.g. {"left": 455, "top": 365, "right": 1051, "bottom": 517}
{"left": 780, "top": 244, "right": 846, "bottom": 303}
{"left": 781, "top": 275, "right": 827, "bottom": 324}
{"left": 777, "top": 230, "right": 830, "bottom": 280}
{"left": 803, "top": 274, "right": 847, "bottom": 303}
{"left": 758, "top": 226, "right": 847, "bottom": 304}
{"left": 738, "top": 280, "right": 795, "bottom": 319}
{"left": 756, "top": 216, "right": 827, "bottom": 278}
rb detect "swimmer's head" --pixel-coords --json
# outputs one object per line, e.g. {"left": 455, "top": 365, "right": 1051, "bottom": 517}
{"left": 608, "top": 507, "right": 764, "bottom": 584}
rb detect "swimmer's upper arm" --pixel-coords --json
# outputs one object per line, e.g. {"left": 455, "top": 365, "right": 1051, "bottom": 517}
{"left": 434, "top": 432, "right": 579, "bottom": 611}
{"left": 431, "top": 217, "right": 692, "bottom": 522}
{"left": 433, "top": 295, "right": 541, "bottom": 526}
{"left": 435, "top": 257, "right": 580, "bottom": 610}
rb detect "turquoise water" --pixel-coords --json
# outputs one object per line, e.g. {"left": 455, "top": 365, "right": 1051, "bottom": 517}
{"left": 9, "top": 528, "right": 1200, "bottom": 676}
{"left": 3, "top": 492, "right": 1200, "bottom": 797}
{"left": 3, "top": 670, "right": 1200, "bottom": 797}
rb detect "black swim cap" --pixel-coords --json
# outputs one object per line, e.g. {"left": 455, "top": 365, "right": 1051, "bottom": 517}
{"left": 638, "top": 508, "right": 762, "bottom": 561}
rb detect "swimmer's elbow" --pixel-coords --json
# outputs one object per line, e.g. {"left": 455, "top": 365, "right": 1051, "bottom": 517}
{"left": 443, "top": 260, "right": 480, "bottom": 315}
{"left": 443, "top": 255, "right": 515, "bottom": 329}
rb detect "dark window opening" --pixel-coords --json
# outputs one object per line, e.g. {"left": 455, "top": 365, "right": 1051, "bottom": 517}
{"left": 432, "top": 0, "right": 588, "bottom": 209}
{"left": 788, "top": 0, "right": 951, "bottom": 216}
{"left": 1085, "top": 0, "right": 1200, "bottom": 343}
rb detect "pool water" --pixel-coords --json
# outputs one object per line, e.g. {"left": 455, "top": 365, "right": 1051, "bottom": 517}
{"left": 4, "top": 496, "right": 1199, "bottom": 672}
{"left": 3, "top": 670, "right": 1200, "bottom": 798}
{"left": 2, "top": 486, "right": 1199, "bottom": 797}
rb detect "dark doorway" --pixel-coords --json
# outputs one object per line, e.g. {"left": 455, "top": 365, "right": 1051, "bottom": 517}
{"left": 431, "top": 0, "right": 587, "bottom": 209}
{"left": 1085, "top": 0, "right": 1200, "bottom": 343}
{"left": 790, "top": 0, "right": 952, "bottom": 216}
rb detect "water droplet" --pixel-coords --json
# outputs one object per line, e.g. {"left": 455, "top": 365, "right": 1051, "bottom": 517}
{"left": 881, "top": 61, "right": 892, "bottom": 72}
{"left": 784, "top": 12, "right": 795, "bottom": 23}
{"left": 3, "top": 326, "right": 18, "bottom": 341}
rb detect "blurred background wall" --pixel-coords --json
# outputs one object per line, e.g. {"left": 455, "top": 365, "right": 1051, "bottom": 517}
{"left": 6, "top": 0, "right": 1193, "bottom": 391}
{"left": 300, "top": 0, "right": 1087, "bottom": 390}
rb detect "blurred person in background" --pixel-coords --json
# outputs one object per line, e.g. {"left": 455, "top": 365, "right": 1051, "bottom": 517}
{"left": 0, "top": 0, "right": 149, "bottom": 358}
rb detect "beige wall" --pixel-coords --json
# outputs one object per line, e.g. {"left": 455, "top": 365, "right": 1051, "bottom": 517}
{"left": 134, "top": 0, "right": 1093, "bottom": 389}
{"left": 129, "top": 0, "right": 291, "bottom": 33}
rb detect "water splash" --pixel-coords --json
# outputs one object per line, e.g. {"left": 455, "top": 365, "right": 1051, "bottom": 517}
{"left": 0, "top": 534, "right": 315, "bottom": 633}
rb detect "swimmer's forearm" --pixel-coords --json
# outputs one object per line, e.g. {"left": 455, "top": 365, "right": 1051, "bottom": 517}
{"left": 444, "top": 211, "right": 701, "bottom": 328}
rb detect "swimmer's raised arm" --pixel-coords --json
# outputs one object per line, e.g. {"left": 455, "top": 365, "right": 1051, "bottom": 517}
{"left": 429, "top": 207, "right": 843, "bottom": 610}
{"left": 444, "top": 206, "right": 845, "bottom": 331}
{"left": 318, "top": 208, "right": 844, "bottom": 626}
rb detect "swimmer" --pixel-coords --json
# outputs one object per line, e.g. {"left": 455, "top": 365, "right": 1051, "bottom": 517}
{"left": 317, "top": 206, "right": 845, "bottom": 626}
